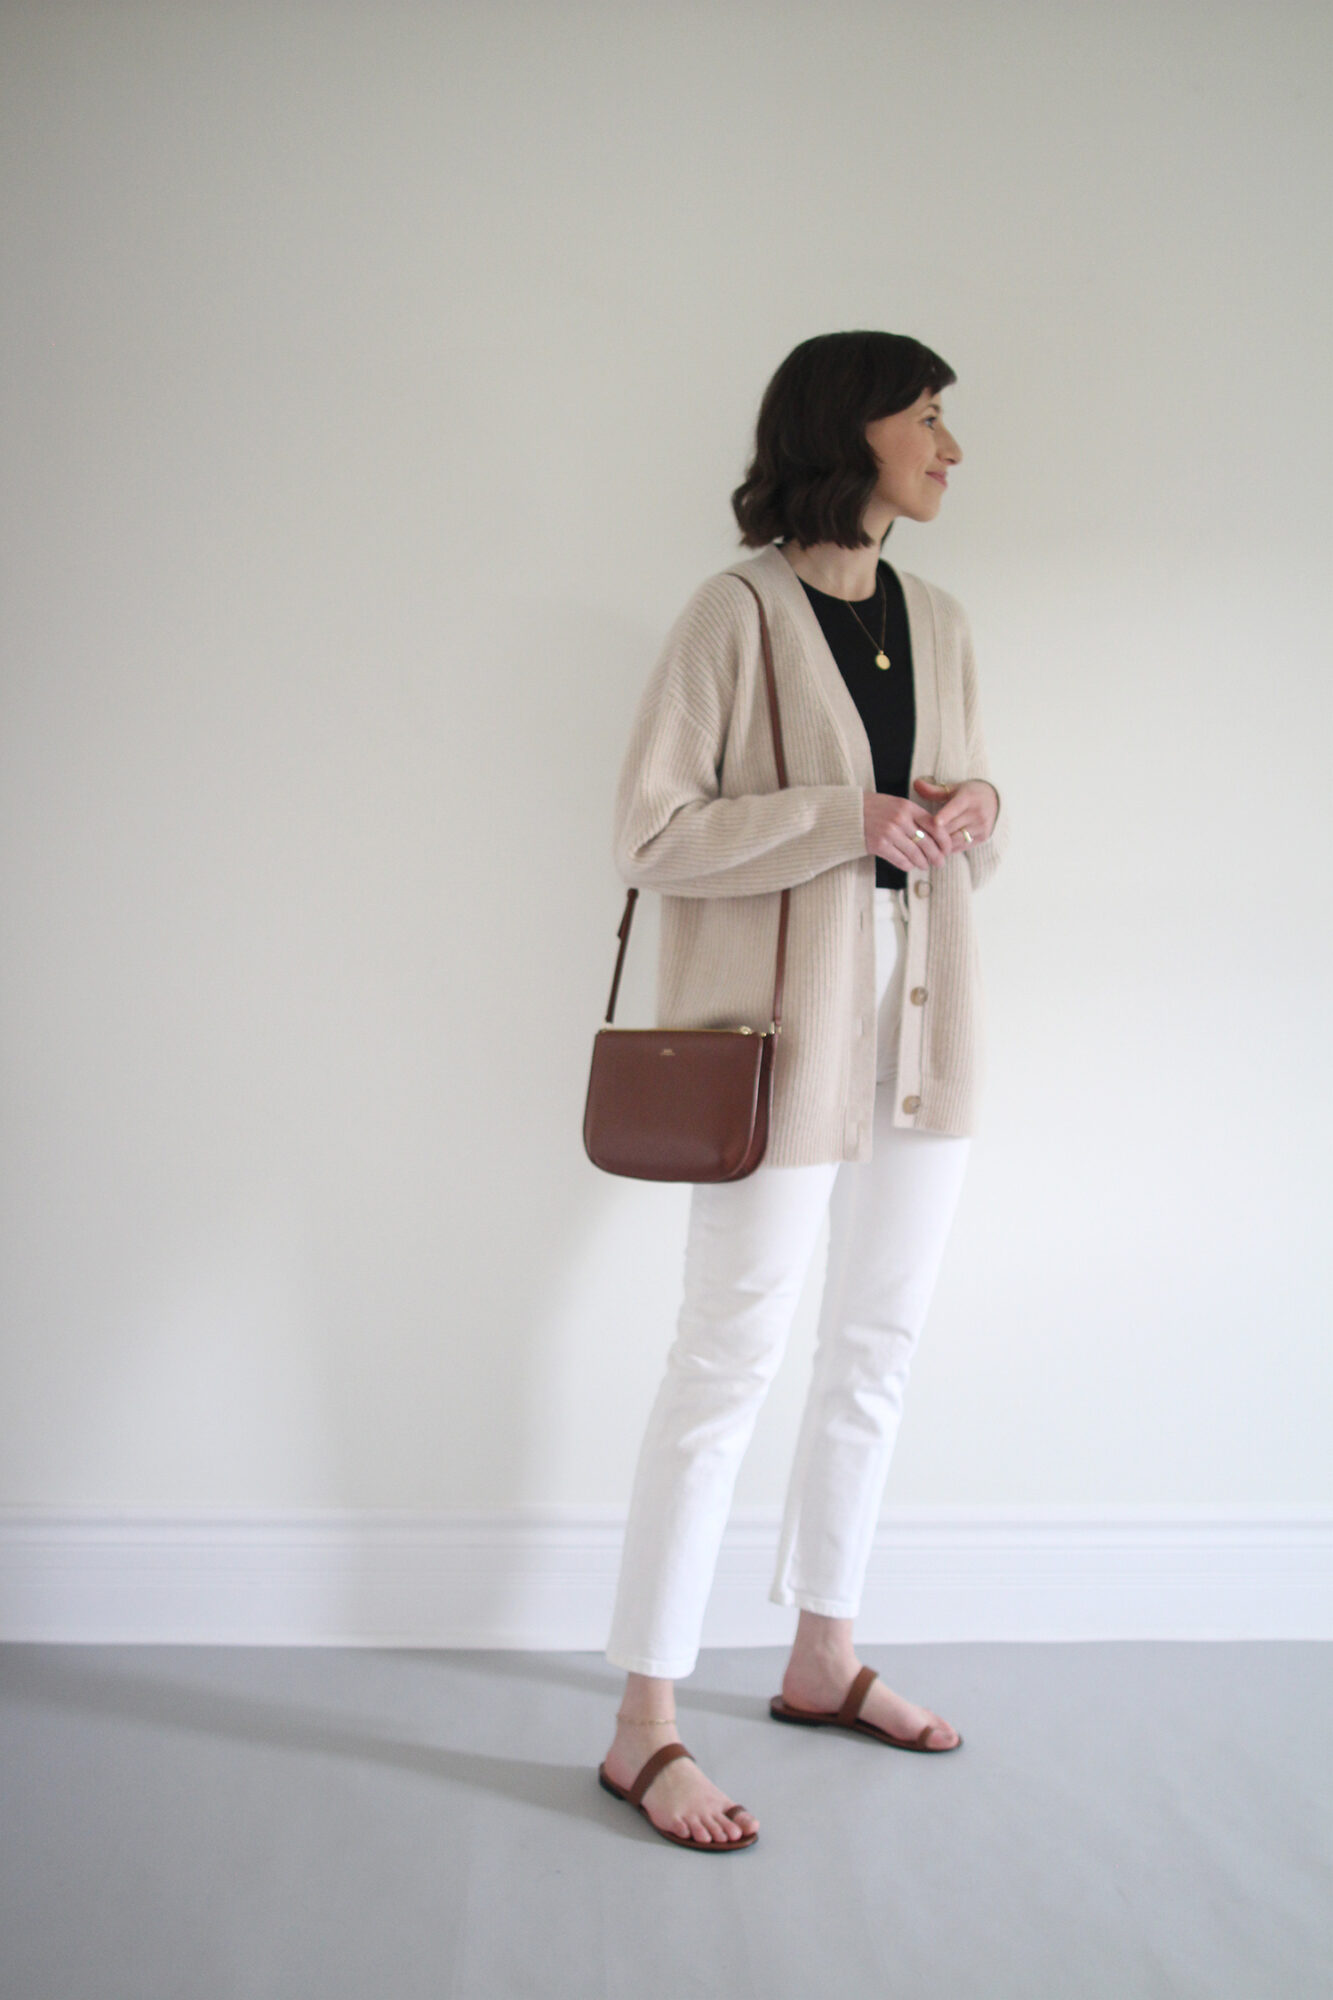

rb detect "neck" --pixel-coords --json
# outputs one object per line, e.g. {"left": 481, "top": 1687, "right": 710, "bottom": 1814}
{"left": 779, "top": 539, "right": 885, "bottom": 600}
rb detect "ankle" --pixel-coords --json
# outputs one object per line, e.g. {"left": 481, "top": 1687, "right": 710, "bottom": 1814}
{"left": 786, "top": 1612, "right": 857, "bottom": 1679}
{"left": 615, "top": 1672, "right": 678, "bottom": 1733}
{"left": 784, "top": 1641, "right": 857, "bottom": 1683}
{"left": 785, "top": 1659, "right": 854, "bottom": 1689}
{"left": 608, "top": 1714, "right": 680, "bottom": 1771}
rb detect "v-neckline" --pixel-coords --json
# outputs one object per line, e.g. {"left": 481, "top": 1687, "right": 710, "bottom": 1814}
{"left": 732, "top": 543, "right": 940, "bottom": 794}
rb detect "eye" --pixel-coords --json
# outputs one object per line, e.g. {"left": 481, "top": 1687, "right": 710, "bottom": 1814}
{"left": 925, "top": 415, "right": 938, "bottom": 426}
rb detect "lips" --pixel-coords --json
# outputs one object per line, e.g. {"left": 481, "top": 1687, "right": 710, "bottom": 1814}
{"left": 927, "top": 472, "right": 948, "bottom": 486}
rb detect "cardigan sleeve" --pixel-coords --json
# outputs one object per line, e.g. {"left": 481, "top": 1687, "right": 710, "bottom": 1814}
{"left": 953, "top": 599, "right": 1010, "bottom": 893}
{"left": 611, "top": 578, "right": 868, "bottom": 898}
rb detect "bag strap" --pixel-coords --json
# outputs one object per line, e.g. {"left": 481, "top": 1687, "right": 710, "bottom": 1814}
{"left": 604, "top": 575, "right": 790, "bottom": 1032}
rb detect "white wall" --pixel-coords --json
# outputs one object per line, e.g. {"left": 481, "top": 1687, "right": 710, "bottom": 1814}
{"left": 2, "top": 0, "right": 1329, "bottom": 1530}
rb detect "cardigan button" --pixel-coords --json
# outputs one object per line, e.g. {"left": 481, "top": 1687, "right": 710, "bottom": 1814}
{"left": 913, "top": 880, "right": 930, "bottom": 898}
{"left": 910, "top": 987, "right": 927, "bottom": 1005}
{"left": 902, "top": 1094, "right": 921, "bottom": 1115}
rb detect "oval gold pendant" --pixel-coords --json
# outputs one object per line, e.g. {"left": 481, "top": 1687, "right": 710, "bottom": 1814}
{"left": 875, "top": 651, "right": 891, "bottom": 671}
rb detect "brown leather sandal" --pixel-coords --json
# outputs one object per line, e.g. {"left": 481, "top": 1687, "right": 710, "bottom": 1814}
{"left": 597, "top": 1741, "right": 759, "bottom": 1850}
{"left": 769, "top": 1663, "right": 963, "bottom": 1752}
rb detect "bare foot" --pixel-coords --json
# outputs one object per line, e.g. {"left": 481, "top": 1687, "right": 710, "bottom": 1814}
{"left": 602, "top": 1721, "right": 760, "bottom": 1844}
{"left": 780, "top": 1659, "right": 960, "bottom": 1749}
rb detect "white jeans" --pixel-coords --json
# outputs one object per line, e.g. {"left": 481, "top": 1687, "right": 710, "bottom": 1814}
{"left": 605, "top": 885, "right": 973, "bottom": 1679}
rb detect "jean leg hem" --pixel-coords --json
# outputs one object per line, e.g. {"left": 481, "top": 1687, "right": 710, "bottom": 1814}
{"left": 604, "top": 1645, "right": 698, "bottom": 1679}
{"left": 768, "top": 1582, "right": 860, "bottom": 1617}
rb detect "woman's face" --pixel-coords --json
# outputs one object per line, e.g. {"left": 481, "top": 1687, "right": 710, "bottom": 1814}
{"left": 864, "top": 388, "right": 962, "bottom": 524}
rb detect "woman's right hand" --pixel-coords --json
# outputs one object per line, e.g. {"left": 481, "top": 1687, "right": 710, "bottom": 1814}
{"left": 863, "top": 790, "right": 954, "bottom": 870}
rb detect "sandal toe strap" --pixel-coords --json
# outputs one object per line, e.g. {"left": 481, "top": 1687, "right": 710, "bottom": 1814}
{"left": 836, "top": 1663, "right": 879, "bottom": 1728}
{"left": 628, "top": 1739, "right": 693, "bottom": 1806}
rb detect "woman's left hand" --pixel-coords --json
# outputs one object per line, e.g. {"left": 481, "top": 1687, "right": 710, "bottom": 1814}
{"left": 910, "top": 777, "right": 998, "bottom": 852}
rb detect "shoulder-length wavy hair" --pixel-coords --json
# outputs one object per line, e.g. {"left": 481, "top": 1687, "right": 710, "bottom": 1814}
{"left": 731, "top": 331, "right": 956, "bottom": 550}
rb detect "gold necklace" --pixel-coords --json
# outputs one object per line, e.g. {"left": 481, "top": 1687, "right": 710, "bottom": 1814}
{"left": 842, "top": 570, "right": 891, "bottom": 670}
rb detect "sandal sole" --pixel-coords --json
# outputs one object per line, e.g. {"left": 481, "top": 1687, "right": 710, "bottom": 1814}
{"left": 768, "top": 1696, "right": 962, "bottom": 1752}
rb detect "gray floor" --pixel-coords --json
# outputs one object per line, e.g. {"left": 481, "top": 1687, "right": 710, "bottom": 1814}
{"left": 1, "top": 1641, "right": 1329, "bottom": 2000}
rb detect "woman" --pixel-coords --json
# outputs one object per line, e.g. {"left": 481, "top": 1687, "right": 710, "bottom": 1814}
{"left": 596, "top": 331, "right": 1009, "bottom": 1852}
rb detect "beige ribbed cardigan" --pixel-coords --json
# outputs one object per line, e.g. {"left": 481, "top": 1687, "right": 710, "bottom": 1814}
{"left": 610, "top": 542, "right": 1010, "bottom": 1164}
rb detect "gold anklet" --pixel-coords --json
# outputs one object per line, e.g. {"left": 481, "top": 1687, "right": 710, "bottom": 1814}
{"left": 615, "top": 1711, "right": 677, "bottom": 1725}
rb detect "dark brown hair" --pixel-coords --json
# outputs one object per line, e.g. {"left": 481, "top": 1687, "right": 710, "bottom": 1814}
{"left": 731, "top": 330, "right": 957, "bottom": 550}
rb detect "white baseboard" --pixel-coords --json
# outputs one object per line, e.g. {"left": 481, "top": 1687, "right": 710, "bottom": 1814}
{"left": 0, "top": 1505, "right": 1329, "bottom": 1647}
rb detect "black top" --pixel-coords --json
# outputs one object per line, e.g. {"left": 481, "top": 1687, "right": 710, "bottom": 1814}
{"left": 794, "top": 557, "right": 916, "bottom": 891}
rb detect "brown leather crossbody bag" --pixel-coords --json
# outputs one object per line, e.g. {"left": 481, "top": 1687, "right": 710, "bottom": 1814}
{"left": 582, "top": 575, "right": 789, "bottom": 1181}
